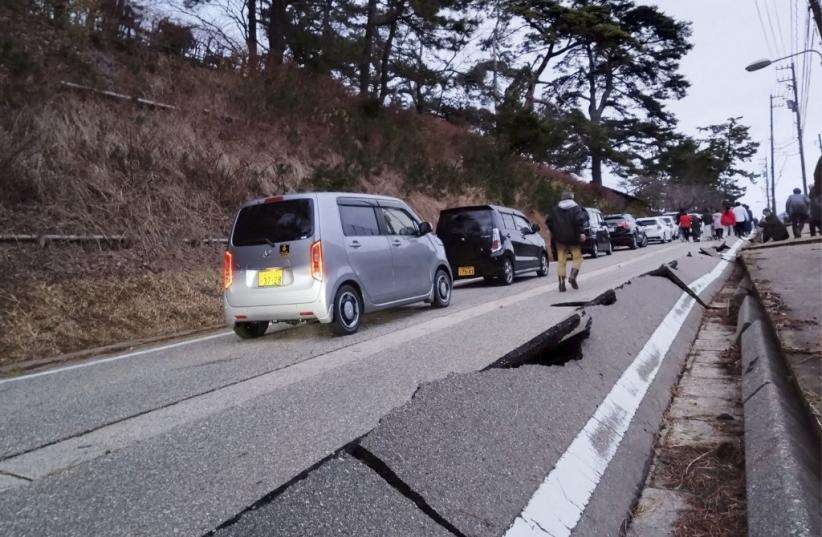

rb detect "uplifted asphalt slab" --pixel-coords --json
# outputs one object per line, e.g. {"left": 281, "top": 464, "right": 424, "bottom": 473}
{"left": 354, "top": 256, "right": 724, "bottom": 537}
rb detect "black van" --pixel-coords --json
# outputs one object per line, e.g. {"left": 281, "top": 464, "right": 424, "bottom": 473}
{"left": 437, "top": 205, "right": 549, "bottom": 285}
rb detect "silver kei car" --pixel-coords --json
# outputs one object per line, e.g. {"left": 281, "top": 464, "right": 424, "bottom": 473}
{"left": 223, "top": 192, "right": 453, "bottom": 337}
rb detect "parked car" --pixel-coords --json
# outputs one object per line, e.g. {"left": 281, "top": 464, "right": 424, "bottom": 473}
{"left": 659, "top": 215, "right": 677, "bottom": 237}
{"left": 582, "top": 207, "right": 614, "bottom": 257}
{"left": 223, "top": 193, "right": 452, "bottom": 337}
{"left": 437, "top": 205, "right": 549, "bottom": 285}
{"left": 636, "top": 217, "right": 672, "bottom": 243}
{"left": 604, "top": 213, "right": 648, "bottom": 249}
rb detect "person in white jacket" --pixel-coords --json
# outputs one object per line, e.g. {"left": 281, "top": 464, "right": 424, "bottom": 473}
{"left": 711, "top": 212, "right": 723, "bottom": 239}
{"left": 732, "top": 202, "right": 749, "bottom": 237}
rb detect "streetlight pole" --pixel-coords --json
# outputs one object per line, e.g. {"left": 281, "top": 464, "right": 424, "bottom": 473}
{"left": 770, "top": 95, "right": 777, "bottom": 211}
{"left": 781, "top": 63, "right": 809, "bottom": 194}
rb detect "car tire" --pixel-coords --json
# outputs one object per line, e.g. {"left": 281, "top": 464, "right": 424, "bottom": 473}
{"left": 642, "top": 235, "right": 649, "bottom": 247}
{"left": 589, "top": 241, "right": 599, "bottom": 259}
{"left": 431, "top": 268, "right": 452, "bottom": 308}
{"left": 606, "top": 241, "right": 613, "bottom": 255}
{"left": 331, "top": 284, "right": 362, "bottom": 336}
{"left": 501, "top": 257, "right": 514, "bottom": 285}
{"left": 536, "top": 252, "right": 549, "bottom": 277}
{"left": 630, "top": 234, "right": 638, "bottom": 249}
{"left": 233, "top": 321, "right": 269, "bottom": 339}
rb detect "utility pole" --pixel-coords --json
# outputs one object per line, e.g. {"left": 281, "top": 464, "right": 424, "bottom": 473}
{"left": 778, "top": 63, "right": 809, "bottom": 194}
{"left": 810, "top": 0, "right": 822, "bottom": 39}
{"left": 763, "top": 158, "right": 771, "bottom": 211}
{"left": 770, "top": 95, "right": 777, "bottom": 212}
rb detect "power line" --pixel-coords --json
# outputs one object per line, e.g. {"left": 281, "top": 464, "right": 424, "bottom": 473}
{"left": 754, "top": 0, "right": 777, "bottom": 56}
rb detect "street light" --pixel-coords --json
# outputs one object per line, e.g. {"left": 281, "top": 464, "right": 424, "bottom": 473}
{"left": 745, "top": 49, "right": 822, "bottom": 71}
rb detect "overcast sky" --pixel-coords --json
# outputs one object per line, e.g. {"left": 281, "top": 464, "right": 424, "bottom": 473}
{"left": 605, "top": 0, "right": 821, "bottom": 215}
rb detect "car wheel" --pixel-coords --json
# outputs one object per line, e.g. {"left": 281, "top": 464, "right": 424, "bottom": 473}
{"left": 589, "top": 241, "right": 599, "bottom": 259}
{"left": 233, "top": 321, "right": 269, "bottom": 339}
{"left": 501, "top": 257, "right": 514, "bottom": 285}
{"left": 536, "top": 252, "right": 549, "bottom": 277}
{"left": 606, "top": 241, "right": 613, "bottom": 255}
{"left": 331, "top": 284, "right": 362, "bottom": 336}
{"left": 431, "top": 268, "right": 452, "bottom": 308}
{"left": 630, "top": 234, "right": 638, "bottom": 249}
{"left": 642, "top": 235, "right": 649, "bottom": 247}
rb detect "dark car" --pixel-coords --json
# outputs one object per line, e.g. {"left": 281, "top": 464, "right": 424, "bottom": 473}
{"left": 604, "top": 213, "right": 648, "bottom": 249}
{"left": 582, "top": 208, "right": 614, "bottom": 257}
{"left": 437, "top": 205, "right": 549, "bottom": 285}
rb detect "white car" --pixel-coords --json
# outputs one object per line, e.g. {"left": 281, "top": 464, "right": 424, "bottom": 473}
{"left": 659, "top": 215, "right": 677, "bottom": 238}
{"left": 636, "top": 217, "right": 672, "bottom": 243}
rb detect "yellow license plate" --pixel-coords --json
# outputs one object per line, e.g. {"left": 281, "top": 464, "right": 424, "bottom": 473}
{"left": 258, "top": 268, "right": 284, "bottom": 287}
{"left": 458, "top": 266, "right": 475, "bottom": 277}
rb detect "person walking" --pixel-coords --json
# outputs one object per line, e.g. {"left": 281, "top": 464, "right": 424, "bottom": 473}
{"left": 720, "top": 204, "right": 735, "bottom": 237}
{"left": 711, "top": 211, "right": 723, "bottom": 240}
{"left": 759, "top": 209, "right": 789, "bottom": 243}
{"left": 677, "top": 210, "right": 692, "bottom": 241}
{"left": 690, "top": 213, "right": 702, "bottom": 242}
{"left": 785, "top": 187, "right": 811, "bottom": 239}
{"left": 809, "top": 184, "right": 821, "bottom": 237}
{"left": 546, "top": 191, "right": 589, "bottom": 292}
{"left": 743, "top": 204, "right": 754, "bottom": 235}
{"left": 732, "top": 202, "right": 748, "bottom": 237}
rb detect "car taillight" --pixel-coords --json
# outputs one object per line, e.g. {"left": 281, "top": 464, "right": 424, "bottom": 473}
{"left": 620, "top": 222, "right": 630, "bottom": 229}
{"left": 310, "top": 241, "right": 323, "bottom": 281}
{"left": 223, "top": 251, "right": 233, "bottom": 289}
{"left": 491, "top": 228, "right": 502, "bottom": 252}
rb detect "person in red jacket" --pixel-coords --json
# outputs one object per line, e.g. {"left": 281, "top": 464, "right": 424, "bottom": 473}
{"left": 720, "top": 204, "right": 736, "bottom": 237}
{"left": 677, "top": 210, "right": 692, "bottom": 241}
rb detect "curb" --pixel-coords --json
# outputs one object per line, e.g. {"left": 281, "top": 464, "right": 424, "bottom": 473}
{"left": 736, "top": 293, "right": 821, "bottom": 537}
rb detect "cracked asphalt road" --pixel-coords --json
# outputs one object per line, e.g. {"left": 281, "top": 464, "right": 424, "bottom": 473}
{"left": 0, "top": 240, "right": 738, "bottom": 536}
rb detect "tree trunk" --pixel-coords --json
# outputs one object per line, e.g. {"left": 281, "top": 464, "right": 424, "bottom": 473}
{"left": 246, "top": 0, "right": 258, "bottom": 71}
{"left": 359, "top": 0, "right": 378, "bottom": 96}
{"left": 378, "top": 15, "right": 399, "bottom": 102}
{"left": 590, "top": 148, "right": 603, "bottom": 185}
{"left": 267, "top": 0, "right": 287, "bottom": 68}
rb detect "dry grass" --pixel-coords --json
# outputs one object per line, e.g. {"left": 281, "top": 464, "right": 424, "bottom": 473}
{"left": 651, "top": 442, "right": 747, "bottom": 537}
{"left": 0, "top": 258, "right": 222, "bottom": 365}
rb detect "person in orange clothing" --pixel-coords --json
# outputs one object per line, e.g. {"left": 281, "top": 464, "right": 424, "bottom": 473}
{"left": 677, "top": 210, "right": 692, "bottom": 242}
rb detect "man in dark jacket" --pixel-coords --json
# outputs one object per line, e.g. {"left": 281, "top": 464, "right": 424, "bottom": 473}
{"left": 785, "top": 187, "right": 811, "bottom": 238}
{"left": 759, "top": 209, "right": 789, "bottom": 243}
{"left": 546, "top": 191, "right": 589, "bottom": 292}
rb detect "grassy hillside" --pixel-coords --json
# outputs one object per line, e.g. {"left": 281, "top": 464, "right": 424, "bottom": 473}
{"left": 0, "top": 5, "right": 637, "bottom": 365}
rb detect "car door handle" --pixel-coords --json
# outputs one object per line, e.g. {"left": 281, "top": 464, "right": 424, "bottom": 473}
{"left": 391, "top": 239, "right": 401, "bottom": 246}
{"left": 349, "top": 241, "right": 362, "bottom": 249}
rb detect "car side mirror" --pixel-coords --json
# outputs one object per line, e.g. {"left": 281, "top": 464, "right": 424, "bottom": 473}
{"left": 531, "top": 223, "right": 541, "bottom": 233}
{"left": 520, "top": 226, "right": 532, "bottom": 235}
{"left": 418, "top": 221, "right": 432, "bottom": 236}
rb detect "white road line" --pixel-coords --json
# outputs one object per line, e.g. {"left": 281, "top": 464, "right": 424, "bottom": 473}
{"left": 0, "top": 332, "right": 234, "bottom": 385}
{"left": 0, "top": 242, "right": 683, "bottom": 386}
{"left": 504, "top": 239, "right": 745, "bottom": 537}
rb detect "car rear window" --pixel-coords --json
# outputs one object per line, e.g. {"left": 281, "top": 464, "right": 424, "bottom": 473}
{"left": 605, "top": 216, "right": 625, "bottom": 224}
{"left": 636, "top": 219, "right": 656, "bottom": 226}
{"left": 232, "top": 199, "right": 313, "bottom": 246}
{"left": 437, "top": 209, "right": 493, "bottom": 236}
